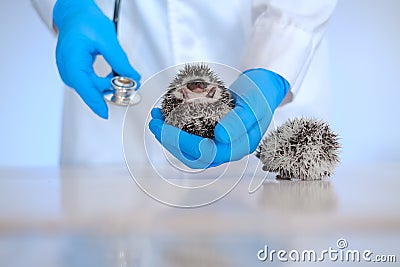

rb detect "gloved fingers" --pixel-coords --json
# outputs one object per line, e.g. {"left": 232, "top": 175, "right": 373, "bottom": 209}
{"left": 161, "top": 142, "right": 215, "bottom": 169}
{"left": 91, "top": 74, "right": 112, "bottom": 94}
{"left": 97, "top": 31, "right": 141, "bottom": 86}
{"left": 229, "top": 72, "right": 262, "bottom": 101}
{"left": 213, "top": 113, "right": 272, "bottom": 164}
{"left": 149, "top": 109, "right": 218, "bottom": 168}
{"left": 214, "top": 102, "right": 259, "bottom": 144}
{"left": 56, "top": 36, "right": 93, "bottom": 86}
{"left": 94, "top": 72, "right": 116, "bottom": 95}
{"left": 150, "top": 108, "right": 164, "bottom": 120}
{"left": 229, "top": 72, "right": 272, "bottom": 119}
{"left": 149, "top": 118, "right": 204, "bottom": 168}
{"left": 213, "top": 73, "right": 272, "bottom": 144}
{"left": 149, "top": 118, "right": 204, "bottom": 160}
{"left": 232, "top": 87, "right": 272, "bottom": 121}
{"left": 58, "top": 42, "right": 109, "bottom": 118}
{"left": 148, "top": 117, "right": 253, "bottom": 168}
{"left": 73, "top": 73, "right": 109, "bottom": 119}
{"left": 55, "top": 36, "right": 73, "bottom": 88}
{"left": 214, "top": 94, "right": 272, "bottom": 147}
{"left": 212, "top": 101, "right": 273, "bottom": 162}
{"left": 242, "top": 68, "right": 290, "bottom": 111}
{"left": 59, "top": 39, "right": 111, "bottom": 95}
{"left": 195, "top": 123, "right": 258, "bottom": 167}
{"left": 149, "top": 118, "right": 233, "bottom": 168}
{"left": 246, "top": 114, "right": 271, "bottom": 153}
{"left": 213, "top": 130, "right": 253, "bottom": 164}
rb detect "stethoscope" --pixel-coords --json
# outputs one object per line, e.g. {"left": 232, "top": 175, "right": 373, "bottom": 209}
{"left": 103, "top": 0, "right": 142, "bottom": 106}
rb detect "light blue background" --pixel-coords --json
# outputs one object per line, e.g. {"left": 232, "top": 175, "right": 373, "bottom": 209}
{"left": 329, "top": 0, "right": 400, "bottom": 164}
{"left": 0, "top": 0, "right": 399, "bottom": 167}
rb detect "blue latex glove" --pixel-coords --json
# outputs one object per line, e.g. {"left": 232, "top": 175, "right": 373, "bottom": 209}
{"left": 53, "top": 0, "right": 140, "bottom": 119}
{"left": 149, "top": 68, "right": 290, "bottom": 169}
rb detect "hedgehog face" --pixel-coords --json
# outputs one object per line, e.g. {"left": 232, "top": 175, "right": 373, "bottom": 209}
{"left": 172, "top": 79, "right": 224, "bottom": 104}
{"left": 161, "top": 63, "right": 234, "bottom": 139}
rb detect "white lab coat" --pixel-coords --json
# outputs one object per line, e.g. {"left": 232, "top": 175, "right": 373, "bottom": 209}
{"left": 32, "top": 0, "right": 337, "bottom": 166}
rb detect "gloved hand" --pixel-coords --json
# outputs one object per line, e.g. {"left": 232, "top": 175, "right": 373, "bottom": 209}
{"left": 149, "top": 68, "right": 290, "bottom": 169}
{"left": 53, "top": 0, "right": 140, "bottom": 119}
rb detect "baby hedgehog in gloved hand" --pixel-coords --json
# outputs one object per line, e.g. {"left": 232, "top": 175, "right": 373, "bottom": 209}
{"left": 256, "top": 118, "right": 340, "bottom": 181}
{"left": 161, "top": 63, "right": 234, "bottom": 138}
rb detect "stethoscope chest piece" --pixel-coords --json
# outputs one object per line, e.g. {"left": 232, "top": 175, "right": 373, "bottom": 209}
{"left": 104, "top": 76, "right": 141, "bottom": 106}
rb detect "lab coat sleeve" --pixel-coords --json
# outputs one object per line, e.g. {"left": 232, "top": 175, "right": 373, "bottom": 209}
{"left": 31, "top": 0, "right": 57, "bottom": 30}
{"left": 242, "top": 0, "right": 337, "bottom": 94}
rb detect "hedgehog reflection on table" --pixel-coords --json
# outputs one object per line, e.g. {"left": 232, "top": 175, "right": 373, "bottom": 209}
{"left": 161, "top": 63, "right": 234, "bottom": 139}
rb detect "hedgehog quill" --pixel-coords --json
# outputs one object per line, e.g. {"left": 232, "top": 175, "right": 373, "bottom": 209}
{"left": 161, "top": 63, "right": 234, "bottom": 138}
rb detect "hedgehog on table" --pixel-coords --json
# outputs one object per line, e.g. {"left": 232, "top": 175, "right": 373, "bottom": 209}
{"left": 257, "top": 118, "right": 341, "bottom": 181}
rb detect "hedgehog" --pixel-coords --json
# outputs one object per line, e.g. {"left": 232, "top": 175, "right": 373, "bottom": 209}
{"left": 256, "top": 117, "right": 340, "bottom": 181}
{"left": 161, "top": 63, "right": 234, "bottom": 138}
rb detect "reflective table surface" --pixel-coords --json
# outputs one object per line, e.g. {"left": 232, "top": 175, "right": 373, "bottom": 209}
{"left": 0, "top": 163, "right": 399, "bottom": 266}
